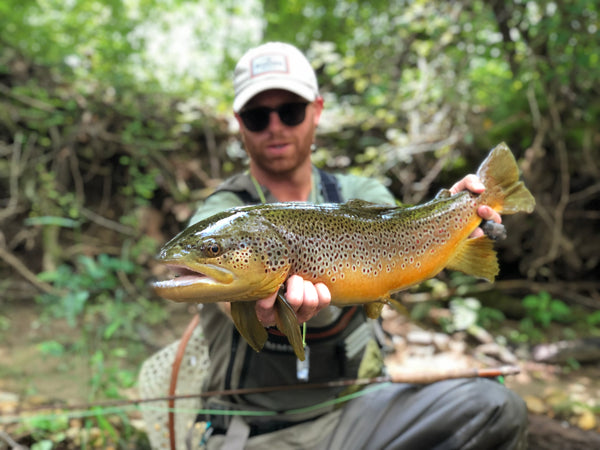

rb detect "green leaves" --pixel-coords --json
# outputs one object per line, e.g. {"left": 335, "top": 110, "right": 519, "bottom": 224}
{"left": 36, "top": 254, "right": 136, "bottom": 326}
{"left": 522, "top": 291, "right": 572, "bottom": 329}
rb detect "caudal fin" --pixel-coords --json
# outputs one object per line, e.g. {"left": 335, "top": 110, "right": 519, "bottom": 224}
{"left": 477, "top": 142, "right": 536, "bottom": 215}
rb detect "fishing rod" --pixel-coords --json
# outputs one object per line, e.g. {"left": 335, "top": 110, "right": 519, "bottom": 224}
{"left": 4, "top": 365, "right": 520, "bottom": 418}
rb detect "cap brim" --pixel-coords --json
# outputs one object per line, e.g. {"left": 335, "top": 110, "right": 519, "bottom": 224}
{"left": 233, "top": 79, "right": 317, "bottom": 112}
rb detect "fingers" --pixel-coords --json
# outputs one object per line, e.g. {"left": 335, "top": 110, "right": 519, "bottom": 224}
{"left": 254, "top": 275, "right": 332, "bottom": 327}
{"left": 450, "top": 174, "right": 485, "bottom": 195}
{"left": 286, "top": 275, "right": 318, "bottom": 322}
{"left": 304, "top": 281, "right": 331, "bottom": 323}
{"left": 285, "top": 275, "right": 331, "bottom": 323}
{"left": 469, "top": 205, "right": 502, "bottom": 238}
{"left": 255, "top": 291, "right": 278, "bottom": 327}
{"left": 451, "top": 175, "right": 503, "bottom": 238}
{"left": 477, "top": 205, "right": 502, "bottom": 224}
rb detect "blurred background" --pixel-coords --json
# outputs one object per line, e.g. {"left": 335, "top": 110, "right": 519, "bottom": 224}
{"left": 0, "top": 0, "right": 598, "bottom": 448}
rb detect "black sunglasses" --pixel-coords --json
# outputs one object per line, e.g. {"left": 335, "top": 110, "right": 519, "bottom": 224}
{"left": 239, "top": 102, "right": 309, "bottom": 132}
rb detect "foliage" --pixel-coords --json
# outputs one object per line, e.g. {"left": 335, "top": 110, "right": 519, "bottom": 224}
{"left": 0, "top": 0, "right": 262, "bottom": 100}
{"left": 37, "top": 254, "right": 133, "bottom": 326}
{"left": 439, "top": 297, "right": 505, "bottom": 334}
{"left": 31, "top": 251, "right": 164, "bottom": 407}
{"left": 35, "top": 251, "right": 166, "bottom": 331}
{"left": 522, "top": 291, "right": 572, "bottom": 329}
{"left": 1, "top": 0, "right": 599, "bottom": 446}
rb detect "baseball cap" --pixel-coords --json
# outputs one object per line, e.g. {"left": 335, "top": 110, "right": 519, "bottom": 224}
{"left": 233, "top": 42, "right": 319, "bottom": 112}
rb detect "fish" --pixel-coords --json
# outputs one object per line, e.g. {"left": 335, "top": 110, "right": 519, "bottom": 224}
{"left": 153, "top": 142, "right": 535, "bottom": 360}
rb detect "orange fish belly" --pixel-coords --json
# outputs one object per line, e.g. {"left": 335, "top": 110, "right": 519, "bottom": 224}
{"left": 319, "top": 210, "right": 482, "bottom": 305}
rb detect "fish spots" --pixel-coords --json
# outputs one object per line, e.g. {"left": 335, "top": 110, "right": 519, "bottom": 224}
{"left": 225, "top": 197, "right": 482, "bottom": 286}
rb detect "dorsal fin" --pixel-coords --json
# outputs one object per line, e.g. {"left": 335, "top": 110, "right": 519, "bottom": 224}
{"left": 343, "top": 199, "right": 400, "bottom": 215}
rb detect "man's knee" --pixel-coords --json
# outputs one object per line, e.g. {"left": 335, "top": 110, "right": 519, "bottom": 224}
{"left": 468, "top": 378, "right": 526, "bottom": 422}
{"left": 457, "top": 378, "right": 528, "bottom": 448}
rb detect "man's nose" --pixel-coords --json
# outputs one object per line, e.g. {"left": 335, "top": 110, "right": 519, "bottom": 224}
{"left": 266, "top": 111, "right": 284, "bottom": 131}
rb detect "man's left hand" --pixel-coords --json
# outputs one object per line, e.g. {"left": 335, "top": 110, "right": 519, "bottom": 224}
{"left": 450, "top": 174, "right": 502, "bottom": 238}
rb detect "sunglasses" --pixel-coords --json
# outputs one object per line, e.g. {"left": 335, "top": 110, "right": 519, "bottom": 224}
{"left": 239, "top": 102, "right": 309, "bottom": 132}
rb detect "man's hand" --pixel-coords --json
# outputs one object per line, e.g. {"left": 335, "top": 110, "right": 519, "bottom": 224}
{"left": 256, "top": 274, "right": 332, "bottom": 326}
{"left": 450, "top": 174, "right": 502, "bottom": 238}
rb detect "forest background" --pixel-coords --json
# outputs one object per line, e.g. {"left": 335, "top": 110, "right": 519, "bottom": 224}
{"left": 0, "top": 0, "right": 599, "bottom": 447}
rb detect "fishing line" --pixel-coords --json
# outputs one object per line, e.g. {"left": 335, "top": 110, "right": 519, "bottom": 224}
{"left": 0, "top": 365, "right": 518, "bottom": 425}
{"left": 0, "top": 380, "right": 391, "bottom": 426}
{"left": 302, "top": 322, "right": 307, "bottom": 347}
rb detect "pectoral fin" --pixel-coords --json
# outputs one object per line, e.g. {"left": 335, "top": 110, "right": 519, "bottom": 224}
{"left": 275, "top": 293, "right": 305, "bottom": 361}
{"left": 230, "top": 302, "right": 268, "bottom": 353}
{"left": 446, "top": 235, "right": 499, "bottom": 282}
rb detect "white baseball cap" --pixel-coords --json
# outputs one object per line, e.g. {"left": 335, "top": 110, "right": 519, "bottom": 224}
{"left": 233, "top": 42, "right": 319, "bottom": 112}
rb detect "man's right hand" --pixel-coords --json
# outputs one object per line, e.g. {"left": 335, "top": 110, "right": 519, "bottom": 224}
{"left": 255, "top": 275, "right": 331, "bottom": 326}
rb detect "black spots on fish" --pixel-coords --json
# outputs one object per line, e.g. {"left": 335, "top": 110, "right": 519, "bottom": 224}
{"left": 264, "top": 241, "right": 289, "bottom": 272}
{"left": 263, "top": 205, "right": 459, "bottom": 283}
{"left": 448, "top": 197, "right": 478, "bottom": 231}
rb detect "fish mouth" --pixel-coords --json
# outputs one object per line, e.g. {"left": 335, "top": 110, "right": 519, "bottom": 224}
{"left": 152, "top": 263, "right": 235, "bottom": 299}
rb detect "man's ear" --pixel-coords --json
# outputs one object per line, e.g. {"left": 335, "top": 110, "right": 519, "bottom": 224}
{"left": 313, "top": 96, "right": 324, "bottom": 125}
{"left": 234, "top": 112, "right": 244, "bottom": 129}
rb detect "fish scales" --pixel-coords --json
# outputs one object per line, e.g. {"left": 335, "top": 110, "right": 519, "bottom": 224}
{"left": 254, "top": 193, "right": 481, "bottom": 303}
{"left": 153, "top": 143, "right": 536, "bottom": 359}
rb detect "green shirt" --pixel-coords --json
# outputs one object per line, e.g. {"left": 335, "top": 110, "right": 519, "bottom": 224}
{"left": 189, "top": 166, "right": 396, "bottom": 225}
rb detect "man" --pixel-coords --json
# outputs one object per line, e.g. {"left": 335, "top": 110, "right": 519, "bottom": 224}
{"left": 191, "top": 42, "right": 527, "bottom": 449}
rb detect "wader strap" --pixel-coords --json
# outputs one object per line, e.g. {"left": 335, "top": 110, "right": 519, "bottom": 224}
{"left": 317, "top": 169, "right": 342, "bottom": 203}
{"left": 224, "top": 416, "right": 250, "bottom": 450}
{"left": 213, "top": 168, "right": 343, "bottom": 206}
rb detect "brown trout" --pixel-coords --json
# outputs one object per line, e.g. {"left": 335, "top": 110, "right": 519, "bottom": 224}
{"left": 153, "top": 143, "right": 535, "bottom": 360}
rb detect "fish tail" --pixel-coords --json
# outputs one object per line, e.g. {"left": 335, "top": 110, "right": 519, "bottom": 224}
{"left": 477, "top": 142, "right": 536, "bottom": 214}
{"left": 231, "top": 302, "right": 268, "bottom": 352}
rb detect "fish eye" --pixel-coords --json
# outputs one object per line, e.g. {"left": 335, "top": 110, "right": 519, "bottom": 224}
{"left": 203, "top": 241, "right": 221, "bottom": 257}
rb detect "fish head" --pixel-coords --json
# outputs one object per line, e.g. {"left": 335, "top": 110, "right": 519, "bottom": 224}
{"left": 153, "top": 209, "right": 291, "bottom": 303}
